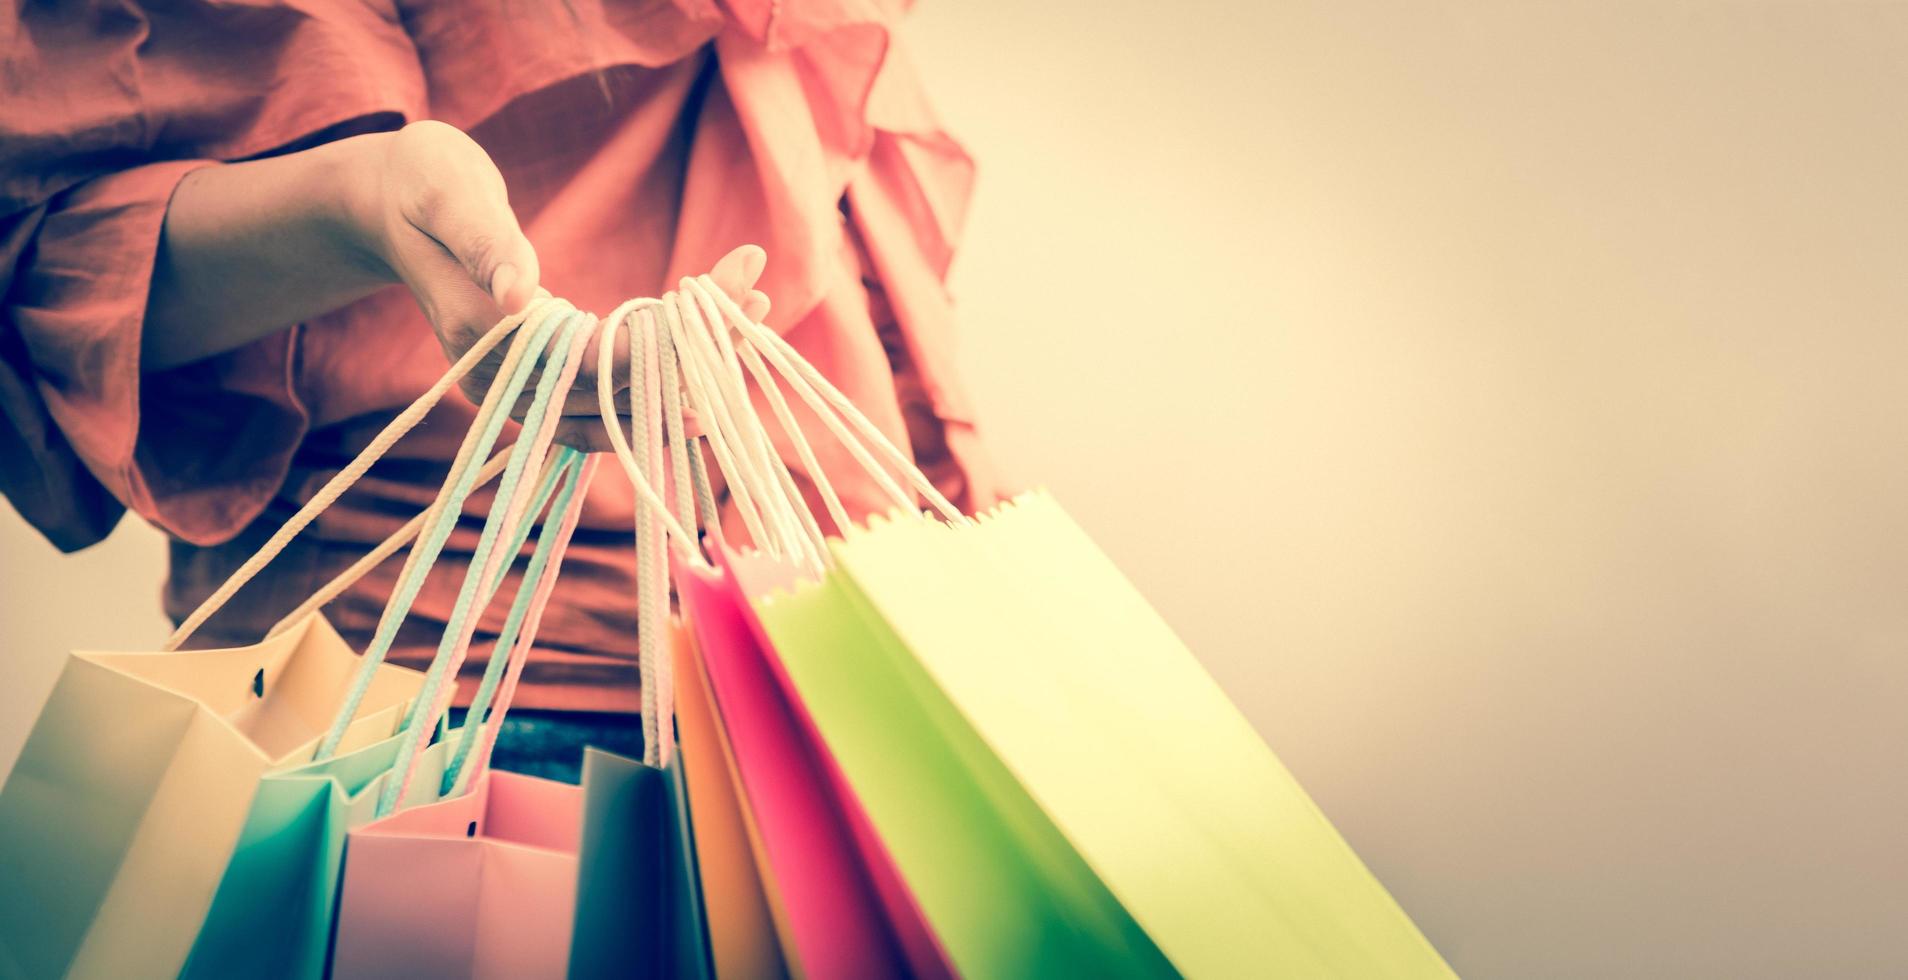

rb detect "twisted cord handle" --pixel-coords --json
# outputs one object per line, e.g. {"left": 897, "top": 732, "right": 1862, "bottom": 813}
{"left": 164, "top": 296, "right": 561, "bottom": 651}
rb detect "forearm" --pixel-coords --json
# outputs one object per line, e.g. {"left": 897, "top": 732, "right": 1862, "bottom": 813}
{"left": 129, "top": 117, "right": 691, "bottom": 455}
{"left": 142, "top": 133, "right": 396, "bottom": 370}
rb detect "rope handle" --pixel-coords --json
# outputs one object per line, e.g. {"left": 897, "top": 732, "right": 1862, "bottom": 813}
{"left": 669, "top": 287, "right": 826, "bottom": 566}
{"left": 434, "top": 447, "right": 580, "bottom": 792}
{"left": 687, "top": 275, "right": 965, "bottom": 524}
{"left": 443, "top": 449, "right": 597, "bottom": 796}
{"left": 667, "top": 286, "right": 815, "bottom": 564}
{"left": 592, "top": 298, "right": 768, "bottom": 765}
{"left": 595, "top": 289, "right": 816, "bottom": 572}
{"left": 634, "top": 314, "right": 672, "bottom": 764}
{"left": 313, "top": 302, "right": 573, "bottom": 762}
{"left": 592, "top": 304, "right": 690, "bottom": 764}
{"left": 264, "top": 448, "right": 515, "bottom": 640}
{"left": 164, "top": 295, "right": 562, "bottom": 651}
{"left": 601, "top": 288, "right": 812, "bottom": 567}
{"left": 597, "top": 274, "right": 963, "bottom": 581}
{"left": 594, "top": 303, "right": 700, "bottom": 559}
{"left": 676, "top": 280, "right": 897, "bottom": 540}
{"left": 375, "top": 310, "right": 595, "bottom": 815}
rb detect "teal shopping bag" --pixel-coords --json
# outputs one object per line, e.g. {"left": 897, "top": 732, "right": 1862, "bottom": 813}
{"left": 183, "top": 305, "right": 595, "bottom": 980}
{"left": 567, "top": 748, "right": 712, "bottom": 980}
{"left": 179, "top": 723, "right": 451, "bottom": 980}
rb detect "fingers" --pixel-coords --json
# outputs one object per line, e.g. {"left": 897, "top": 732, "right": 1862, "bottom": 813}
{"left": 504, "top": 384, "right": 634, "bottom": 420}
{"left": 742, "top": 289, "right": 771, "bottom": 322}
{"left": 552, "top": 416, "right": 635, "bottom": 454}
{"left": 417, "top": 224, "right": 773, "bottom": 431}
{"left": 565, "top": 273, "right": 770, "bottom": 409}
{"left": 711, "top": 246, "right": 772, "bottom": 324}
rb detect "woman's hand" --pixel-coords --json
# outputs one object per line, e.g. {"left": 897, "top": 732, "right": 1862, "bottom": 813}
{"left": 353, "top": 121, "right": 771, "bottom": 448}
{"left": 353, "top": 120, "right": 541, "bottom": 388}
{"left": 144, "top": 119, "right": 769, "bottom": 450}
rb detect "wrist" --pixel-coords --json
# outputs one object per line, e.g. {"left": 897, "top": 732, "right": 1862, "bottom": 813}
{"left": 143, "top": 130, "right": 410, "bottom": 369}
{"left": 309, "top": 131, "right": 401, "bottom": 287}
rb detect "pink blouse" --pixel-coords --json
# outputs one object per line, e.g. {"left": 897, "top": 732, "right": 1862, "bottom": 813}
{"left": 0, "top": 0, "right": 997, "bottom": 712}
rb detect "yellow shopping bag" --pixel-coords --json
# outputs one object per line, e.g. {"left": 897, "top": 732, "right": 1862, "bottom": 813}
{"left": 809, "top": 492, "right": 1457, "bottom": 978}
{"left": 626, "top": 274, "right": 1456, "bottom": 977}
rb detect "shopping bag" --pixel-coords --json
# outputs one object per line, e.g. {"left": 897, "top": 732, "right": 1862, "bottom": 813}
{"left": 329, "top": 308, "right": 601, "bottom": 980}
{"left": 761, "top": 493, "right": 1457, "bottom": 978}
{"left": 177, "top": 303, "right": 602, "bottom": 980}
{"left": 567, "top": 745, "right": 711, "bottom": 980}
{"left": 0, "top": 613, "right": 421, "bottom": 980}
{"left": 677, "top": 553, "right": 951, "bottom": 979}
{"left": 671, "top": 622, "right": 787, "bottom": 980}
{"left": 635, "top": 269, "right": 1454, "bottom": 977}
{"left": 330, "top": 768, "right": 582, "bottom": 979}
{"left": 178, "top": 719, "right": 453, "bottom": 980}
{"left": 729, "top": 548, "right": 1174, "bottom": 978}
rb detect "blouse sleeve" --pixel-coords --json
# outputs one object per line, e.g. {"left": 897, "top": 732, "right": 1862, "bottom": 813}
{"left": 0, "top": 161, "right": 311, "bottom": 551}
{"left": 0, "top": 0, "right": 427, "bottom": 551}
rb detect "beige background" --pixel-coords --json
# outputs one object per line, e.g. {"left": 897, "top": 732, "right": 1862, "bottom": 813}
{"left": 4, "top": 1, "right": 1907, "bottom": 976}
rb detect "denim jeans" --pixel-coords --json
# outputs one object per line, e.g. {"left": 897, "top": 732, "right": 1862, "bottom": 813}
{"left": 445, "top": 708, "right": 646, "bottom": 785}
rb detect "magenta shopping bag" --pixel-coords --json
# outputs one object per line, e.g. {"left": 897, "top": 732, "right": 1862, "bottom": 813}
{"left": 675, "top": 550, "right": 950, "bottom": 980}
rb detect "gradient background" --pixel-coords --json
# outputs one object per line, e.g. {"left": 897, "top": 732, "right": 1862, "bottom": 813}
{"left": 5, "top": 2, "right": 1907, "bottom": 976}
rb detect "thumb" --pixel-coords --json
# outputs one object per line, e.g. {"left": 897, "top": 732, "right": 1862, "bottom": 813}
{"left": 421, "top": 187, "right": 540, "bottom": 315}
{"left": 390, "top": 122, "right": 542, "bottom": 314}
{"left": 708, "top": 244, "right": 766, "bottom": 304}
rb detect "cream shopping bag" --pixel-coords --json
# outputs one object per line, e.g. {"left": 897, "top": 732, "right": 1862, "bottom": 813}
{"left": 0, "top": 296, "right": 574, "bottom": 980}
{"left": 0, "top": 614, "right": 419, "bottom": 979}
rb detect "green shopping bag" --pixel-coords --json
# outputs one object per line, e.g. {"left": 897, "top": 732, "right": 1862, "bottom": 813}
{"left": 732, "top": 548, "right": 1175, "bottom": 979}
{"left": 792, "top": 493, "right": 1456, "bottom": 978}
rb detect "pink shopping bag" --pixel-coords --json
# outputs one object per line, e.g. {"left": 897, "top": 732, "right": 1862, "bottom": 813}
{"left": 675, "top": 548, "right": 951, "bottom": 980}
{"left": 329, "top": 445, "right": 593, "bottom": 980}
{"left": 330, "top": 317, "right": 597, "bottom": 979}
{"left": 330, "top": 769, "right": 582, "bottom": 979}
